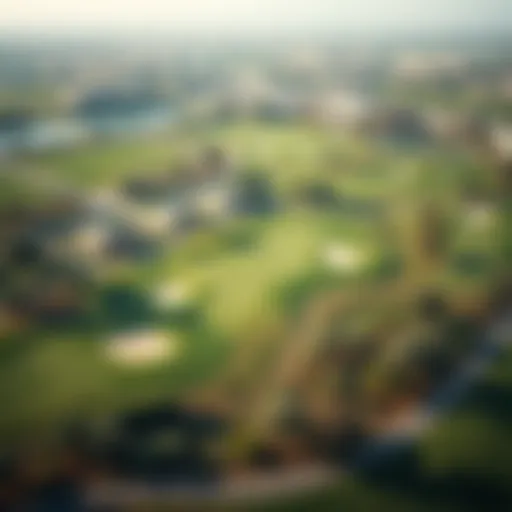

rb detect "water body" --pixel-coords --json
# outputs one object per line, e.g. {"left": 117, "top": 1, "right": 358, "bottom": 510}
{"left": 0, "top": 105, "right": 175, "bottom": 157}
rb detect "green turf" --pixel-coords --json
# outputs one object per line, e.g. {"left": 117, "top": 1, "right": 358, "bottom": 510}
{"left": 0, "top": 121, "right": 502, "bottom": 450}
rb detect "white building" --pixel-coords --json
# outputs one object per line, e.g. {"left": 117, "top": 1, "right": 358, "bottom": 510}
{"left": 490, "top": 123, "right": 512, "bottom": 161}
{"left": 314, "top": 90, "right": 373, "bottom": 128}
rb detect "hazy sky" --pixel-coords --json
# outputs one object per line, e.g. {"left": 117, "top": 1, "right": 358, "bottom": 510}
{"left": 2, "top": 0, "right": 511, "bottom": 33}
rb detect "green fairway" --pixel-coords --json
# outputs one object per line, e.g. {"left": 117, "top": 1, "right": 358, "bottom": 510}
{"left": 20, "top": 129, "right": 179, "bottom": 188}
{"left": 0, "top": 324, "right": 229, "bottom": 441}
{"left": 16, "top": 122, "right": 390, "bottom": 195}
{"left": 1, "top": 120, "right": 501, "bottom": 453}
{"left": 153, "top": 213, "right": 379, "bottom": 337}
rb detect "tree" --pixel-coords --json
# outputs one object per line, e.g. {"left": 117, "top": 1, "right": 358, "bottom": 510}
{"left": 233, "top": 171, "right": 278, "bottom": 216}
{"left": 295, "top": 181, "right": 341, "bottom": 210}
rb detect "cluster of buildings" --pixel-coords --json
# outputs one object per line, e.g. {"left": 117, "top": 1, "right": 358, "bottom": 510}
{"left": 0, "top": 147, "right": 238, "bottom": 335}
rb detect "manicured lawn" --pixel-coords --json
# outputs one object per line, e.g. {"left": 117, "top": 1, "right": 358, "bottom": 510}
{"left": 1, "top": 120, "right": 501, "bottom": 458}
{"left": 151, "top": 213, "right": 380, "bottom": 337}
{"left": 20, "top": 129, "right": 180, "bottom": 188}
{"left": 0, "top": 324, "right": 229, "bottom": 442}
{"left": 16, "top": 122, "right": 390, "bottom": 195}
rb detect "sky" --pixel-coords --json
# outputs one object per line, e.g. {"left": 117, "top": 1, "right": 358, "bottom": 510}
{"left": 1, "top": 0, "right": 511, "bottom": 34}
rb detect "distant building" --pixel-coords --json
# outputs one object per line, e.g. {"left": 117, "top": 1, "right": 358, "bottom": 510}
{"left": 121, "top": 174, "right": 175, "bottom": 204}
{"left": 312, "top": 91, "right": 373, "bottom": 129}
{"left": 490, "top": 123, "right": 512, "bottom": 161}
{"left": 5, "top": 263, "right": 91, "bottom": 327}
{"left": 47, "top": 220, "right": 109, "bottom": 264}
{"left": 393, "top": 52, "right": 468, "bottom": 82}
{"left": 105, "top": 228, "right": 158, "bottom": 262}
{"left": 197, "top": 146, "right": 232, "bottom": 183}
{"left": 186, "top": 146, "right": 236, "bottom": 221}
{"left": 114, "top": 147, "right": 236, "bottom": 237}
{"left": 369, "top": 107, "right": 431, "bottom": 146}
{"left": 27, "top": 198, "right": 89, "bottom": 241}
{"left": 423, "top": 109, "right": 467, "bottom": 141}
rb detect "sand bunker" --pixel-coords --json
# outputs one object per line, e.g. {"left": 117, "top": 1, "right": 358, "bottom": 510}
{"left": 466, "top": 204, "right": 495, "bottom": 230}
{"left": 106, "top": 329, "right": 179, "bottom": 367}
{"left": 323, "top": 243, "right": 366, "bottom": 272}
{"left": 153, "top": 281, "right": 192, "bottom": 309}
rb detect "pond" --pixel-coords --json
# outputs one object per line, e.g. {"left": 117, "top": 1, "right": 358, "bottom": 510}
{"left": 0, "top": 105, "right": 176, "bottom": 157}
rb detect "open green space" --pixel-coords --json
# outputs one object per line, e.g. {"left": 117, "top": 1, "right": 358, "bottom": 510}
{"left": 0, "top": 121, "right": 502, "bottom": 451}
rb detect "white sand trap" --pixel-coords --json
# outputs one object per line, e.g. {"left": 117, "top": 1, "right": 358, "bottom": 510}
{"left": 323, "top": 243, "right": 366, "bottom": 272}
{"left": 106, "top": 329, "right": 179, "bottom": 367}
{"left": 466, "top": 205, "right": 495, "bottom": 230}
{"left": 153, "top": 281, "right": 192, "bottom": 309}
{"left": 196, "top": 188, "right": 228, "bottom": 216}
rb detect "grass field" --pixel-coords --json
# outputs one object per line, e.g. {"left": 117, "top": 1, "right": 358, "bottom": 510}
{"left": 165, "top": 213, "right": 378, "bottom": 335}
{"left": 1, "top": 123, "right": 388, "bottom": 443}
{"left": 0, "top": 121, "right": 500, "bottom": 448}
{"left": 19, "top": 129, "right": 179, "bottom": 188}
{"left": 0, "top": 324, "right": 229, "bottom": 442}
{"left": 16, "top": 122, "right": 391, "bottom": 192}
